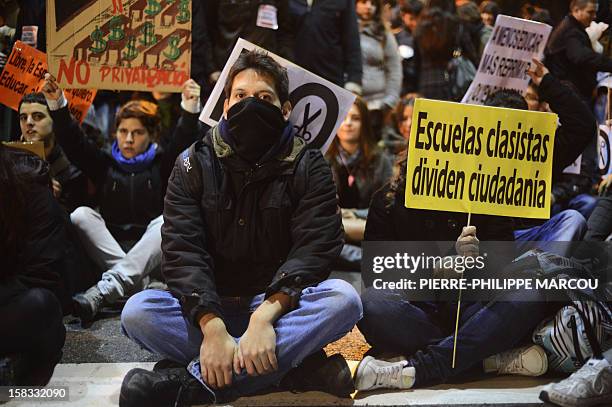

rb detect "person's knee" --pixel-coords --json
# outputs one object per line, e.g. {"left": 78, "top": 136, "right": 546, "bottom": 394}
{"left": 147, "top": 215, "right": 164, "bottom": 230}
{"left": 21, "top": 288, "right": 65, "bottom": 351}
{"left": 321, "top": 279, "right": 363, "bottom": 324}
{"left": 358, "top": 287, "right": 393, "bottom": 335}
{"left": 70, "top": 206, "right": 98, "bottom": 229}
{"left": 22, "top": 288, "right": 62, "bottom": 322}
{"left": 121, "top": 291, "right": 159, "bottom": 339}
{"left": 561, "top": 209, "right": 587, "bottom": 237}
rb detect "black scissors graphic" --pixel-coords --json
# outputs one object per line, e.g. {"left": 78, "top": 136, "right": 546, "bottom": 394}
{"left": 293, "top": 102, "right": 322, "bottom": 141}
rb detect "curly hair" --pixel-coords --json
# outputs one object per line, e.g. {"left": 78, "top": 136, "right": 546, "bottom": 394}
{"left": 114, "top": 100, "right": 162, "bottom": 142}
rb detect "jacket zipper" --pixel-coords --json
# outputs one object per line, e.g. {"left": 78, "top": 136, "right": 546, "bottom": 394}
{"left": 130, "top": 173, "right": 135, "bottom": 220}
{"left": 232, "top": 164, "right": 263, "bottom": 261}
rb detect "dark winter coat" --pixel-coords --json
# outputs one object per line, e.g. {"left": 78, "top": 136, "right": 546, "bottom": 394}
{"left": 161, "top": 123, "right": 343, "bottom": 326}
{"left": 1, "top": 148, "right": 75, "bottom": 311}
{"left": 52, "top": 107, "right": 199, "bottom": 241}
{"left": 514, "top": 74, "right": 596, "bottom": 230}
{"left": 546, "top": 14, "right": 612, "bottom": 100}
{"left": 289, "top": 0, "right": 362, "bottom": 86}
{"left": 205, "top": 0, "right": 294, "bottom": 72}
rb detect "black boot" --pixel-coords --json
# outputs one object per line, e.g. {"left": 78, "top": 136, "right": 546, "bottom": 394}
{"left": 119, "top": 367, "right": 215, "bottom": 407}
{"left": 281, "top": 351, "right": 355, "bottom": 398}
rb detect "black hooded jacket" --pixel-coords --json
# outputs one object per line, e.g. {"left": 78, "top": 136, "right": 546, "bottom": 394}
{"left": 161, "top": 117, "right": 342, "bottom": 326}
{"left": 546, "top": 14, "right": 612, "bottom": 100}
{"left": 52, "top": 107, "right": 199, "bottom": 241}
{"left": 1, "top": 148, "right": 75, "bottom": 311}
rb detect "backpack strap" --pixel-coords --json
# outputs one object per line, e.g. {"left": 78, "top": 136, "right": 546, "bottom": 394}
{"left": 571, "top": 303, "right": 604, "bottom": 360}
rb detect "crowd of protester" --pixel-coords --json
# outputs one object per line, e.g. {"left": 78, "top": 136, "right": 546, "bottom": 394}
{"left": 2, "top": 0, "right": 612, "bottom": 407}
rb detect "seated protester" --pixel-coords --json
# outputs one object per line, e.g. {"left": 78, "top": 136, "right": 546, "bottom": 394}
{"left": 0, "top": 143, "right": 66, "bottom": 386}
{"left": 524, "top": 81, "right": 597, "bottom": 220}
{"left": 326, "top": 96, "right": 393, "bottom": 245}
{"left": 119, "top": 50, "right": 362, "bottom": 406}
{"left": 380, "top": 93, "right": 417, "bottom": 160}
{"left": 39, "top": 75, "right": 202, "bottom": 323}
{"left": 18, "top": 92, "right": 92, "bottom": 213}
{"left": 353, "top": 144, "right": 559, "bottom": 391}
{"left": 501, "top": 61, "right": 597, "bottom": 248}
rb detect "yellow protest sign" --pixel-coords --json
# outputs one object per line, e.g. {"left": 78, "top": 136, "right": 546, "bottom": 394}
{"left": 405, "top": 99, "right": 557, "bottom": 219}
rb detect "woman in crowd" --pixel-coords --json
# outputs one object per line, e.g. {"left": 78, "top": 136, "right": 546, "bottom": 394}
{"left": 356, "top": 0, "right": 402, "bottom": 136}
{"left": 414, "top": 7, "right": 458, "bottom": 100}
{"left": 479, "top": 0, "right": 500, "bottom": 27}
{"left": 380, "top": 93, "right": 417, "bottom": 159}
{"left": 0, "top": 143, "right": 66, "bottom": 386}
{"left": 326, "top": 97, "right": 393, "bottom": 248}
{"left": 40, "top": 74, "right": 201, "bottom": 323}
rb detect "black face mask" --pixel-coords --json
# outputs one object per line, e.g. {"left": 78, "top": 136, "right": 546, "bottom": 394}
{"left": 225, "top": 97, "right": 287, "bottom": 164}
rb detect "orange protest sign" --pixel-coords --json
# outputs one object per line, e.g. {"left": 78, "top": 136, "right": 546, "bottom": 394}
{"left": 0, "top": 41, "right": 97, "bottom": 123}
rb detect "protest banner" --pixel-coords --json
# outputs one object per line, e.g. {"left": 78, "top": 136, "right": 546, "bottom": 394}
{"left": 46, "top": 0, "right": 191, "bottom": 92}
{"left": 3, "top": 141, "right": 46, "bottom": 159}
{"left": 0, "top": 41, "right": 96, "bottom": 123}
{"left": 462, "top": 15, "right": 551, "bottom": 105}
{"left": 405, "top": 98, "right": 558, "bottom": 219}
{"left": 200, "top": 38, "right": 356, "bottom": 153}
{"left": 599, "top": 125, "right": 612, "bottom": 176}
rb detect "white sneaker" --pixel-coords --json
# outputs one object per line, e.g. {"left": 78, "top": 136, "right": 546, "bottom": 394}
{"left": 483, "top": 344, "right": 548, "bottom": 377}
{"left": 354, "top": 356, "right": 415, "bottom": 391}
{"left": 540, "top": 358, "right": 612, "bottom": 407}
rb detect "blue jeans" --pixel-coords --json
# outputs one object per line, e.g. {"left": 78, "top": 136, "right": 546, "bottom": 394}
{"left": 121, "top": 279, "right": 362, "bottom": 399}
{"left": 358, "top": 287, "right": 559, "bottom": 386}
{"left": 514, "top": 210, "right": 587, "bottom": 256}
{"left": 552, "top": 193, "right": 598, "bottom": 220}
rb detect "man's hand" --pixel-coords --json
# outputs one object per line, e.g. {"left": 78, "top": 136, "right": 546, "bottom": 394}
{"left": 209, "top": 71, "right": 221, "bottom": 84}
{"left": 181, "top": 79, "right": 202, "bottom": 113}
{"left": 526, "top": 59, "right": 549, "bottom": 87}
{"left": 599, "top": 174, "right": 612, "bottom": 196}
{"left": 237, "top": 317, "right": 278, "bottom": 376}
{"left": 51, "top": 178, "right": 62, "bottom": 198}
{"left": 41, "top": 73, "right": 63, "bottom": 101}
{"left": 199, "top": 317, "right": 237, "bottom": 389}
{"left": 182, "top": 79, "right": 201, "bottom": 102}
{"left": 0, "top": 52, "right": 7, "bottom": 70}
{"left": 456, "top": 226, "right": 479, "bottom": 258}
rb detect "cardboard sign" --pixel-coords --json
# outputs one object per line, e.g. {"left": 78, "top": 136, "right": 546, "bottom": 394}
{"left": 46, "top": 0, "right": 191, "bottom": 92}
{"left": 200, "top": 38, "right": 356, "bottom": 153}
{"left": 405, "top": 99, "right": 558, "bottom": 219}
{"left": 462, "top": 15, "right": 552, "bottom": 105}
{"left": 0, "top": 41, "right": 96, "bottom": 123}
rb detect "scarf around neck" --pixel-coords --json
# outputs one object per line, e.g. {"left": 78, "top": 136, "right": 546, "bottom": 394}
{"left": 111, "top": 141, "right": 157, "bottom": 173}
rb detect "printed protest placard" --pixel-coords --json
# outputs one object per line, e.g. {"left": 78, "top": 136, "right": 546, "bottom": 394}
{"left": 46, "top": 0, "right": 191, "bottom": 92}
{"left": 599, "top": 125, "right": 612, "bottom": 176}
{"left": 0, "top": 41, "right": 96, "bottom": 123}
{"left": 405, "top": 98, "right": 558, "bottom": 219}
{"left": 200, "top": 38, "right": 356, "bottom": 153}
{"left": 462, "top": 15, "right": 551, "bottom": 105}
